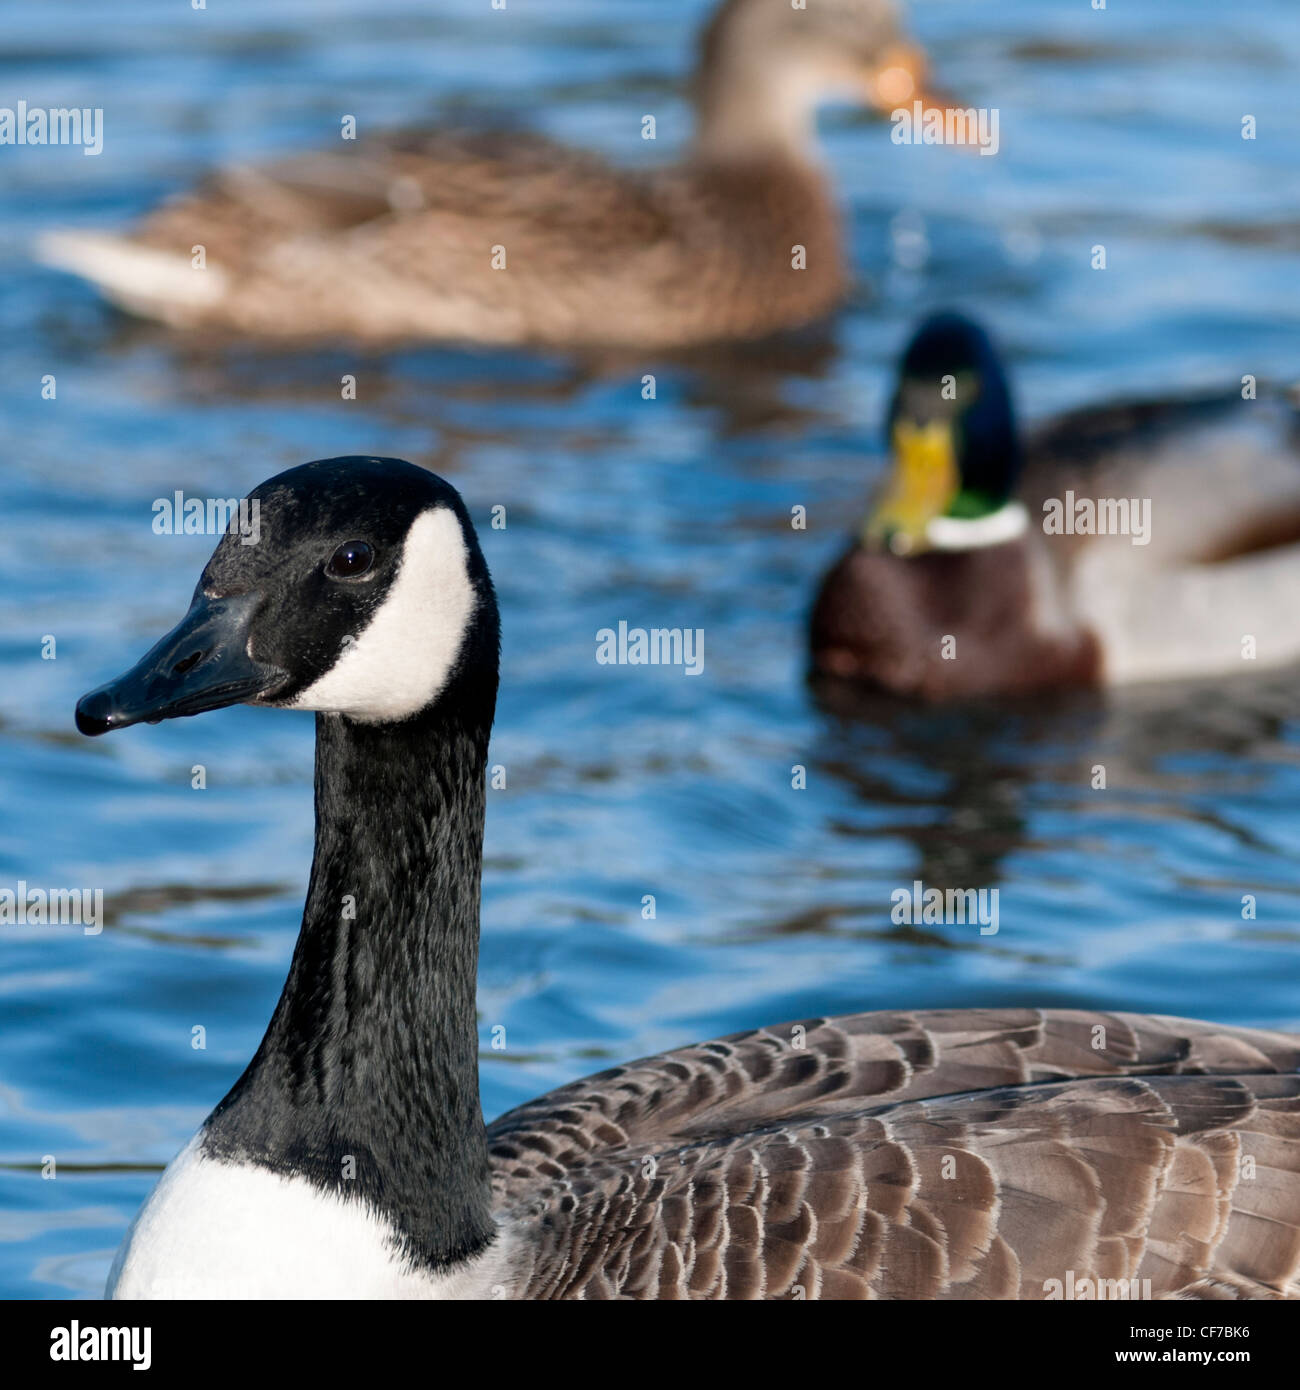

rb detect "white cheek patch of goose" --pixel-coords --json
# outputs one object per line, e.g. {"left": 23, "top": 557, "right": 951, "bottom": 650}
{"left": 290, "top": 507, "right": 475, "bottom": 721}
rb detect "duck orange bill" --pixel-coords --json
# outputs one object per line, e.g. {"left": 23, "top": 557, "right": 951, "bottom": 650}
{"left": 865, "top": 42, "right": 955, "bottom": 118}
{"left": 861, "top": 421, "right": 960, "bottom": 556}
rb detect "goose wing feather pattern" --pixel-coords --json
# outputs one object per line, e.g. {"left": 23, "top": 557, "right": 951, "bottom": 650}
{"left": 488, "top": 1008, "right": 1300, "bottom": 1299}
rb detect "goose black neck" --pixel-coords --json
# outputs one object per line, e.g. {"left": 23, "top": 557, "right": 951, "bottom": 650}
{"left": 202, "top": 675, "right": 497, "bottom": 1271}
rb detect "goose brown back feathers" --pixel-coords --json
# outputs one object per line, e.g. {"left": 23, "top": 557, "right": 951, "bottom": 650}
{"left": 488, "top": 1009, "right": 1300, "bottom": 1299}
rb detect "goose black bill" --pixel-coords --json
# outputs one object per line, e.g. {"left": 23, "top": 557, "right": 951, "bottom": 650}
{"left": 75, "top": 591, "right": 286, "bottom": 736}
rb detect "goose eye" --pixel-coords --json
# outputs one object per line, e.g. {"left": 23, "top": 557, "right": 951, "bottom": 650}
{"left": 326, "top": 540, "right": 374, "bottom": 579}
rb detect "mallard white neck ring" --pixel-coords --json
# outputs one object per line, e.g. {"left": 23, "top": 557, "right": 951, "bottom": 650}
{"left": 919, "top": 499, "right": 1029, "bottom": 553}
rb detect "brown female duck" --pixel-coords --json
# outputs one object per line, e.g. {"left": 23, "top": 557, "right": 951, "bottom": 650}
{"left": 811, "top": 313, "right": 1300, "bottom": 700}
{"left": 41, "top": 0, "right": 944, "bottom": 349}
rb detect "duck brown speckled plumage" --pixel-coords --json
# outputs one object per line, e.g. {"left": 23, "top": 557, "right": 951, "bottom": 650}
{"left": 40, "top": 0, "right": 944, "bottom": 349}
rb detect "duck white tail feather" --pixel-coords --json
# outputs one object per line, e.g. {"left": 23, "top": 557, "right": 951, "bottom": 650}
{"left": 36, "top": 231, "right": 227, "bottom": 322}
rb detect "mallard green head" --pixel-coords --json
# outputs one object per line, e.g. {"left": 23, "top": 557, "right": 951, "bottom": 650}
{"left": 864, "top": 313, "right": 1026, "bottom": 556}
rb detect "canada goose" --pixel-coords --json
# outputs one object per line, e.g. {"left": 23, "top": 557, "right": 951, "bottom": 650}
{"left": 39, "top": 0, "right": 946, "bottom": 351}
{"left": 78, "top": 457, "right": 1300, "bottom": 1299}
{"left": 811, "top": 313, "right": 1300, "bottom": 700}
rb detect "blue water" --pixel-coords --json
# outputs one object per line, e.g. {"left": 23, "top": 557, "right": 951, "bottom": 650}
{"left": 3, "top": 0, "right": 1300, "bottom": 1298}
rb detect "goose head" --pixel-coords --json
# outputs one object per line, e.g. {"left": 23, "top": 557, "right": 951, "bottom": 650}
{"left": 693, "top": 0, "right": 946, "bottom": 161}
{"left": 76, "top": 456, "right": 498, "bottom": 737}
{"left": 862, "top": 312, "right": 1025, "bottom": 557}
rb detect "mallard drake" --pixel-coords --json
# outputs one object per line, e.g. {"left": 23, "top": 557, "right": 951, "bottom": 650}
{"left": 77, "top": 457, "right": 1300, "bottom": 1299}
{"left": 811, "top": 313, "right": 1300, "bottom": 700}
{"left": 40, "top": 0, "right": 945, "bottom": 350}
